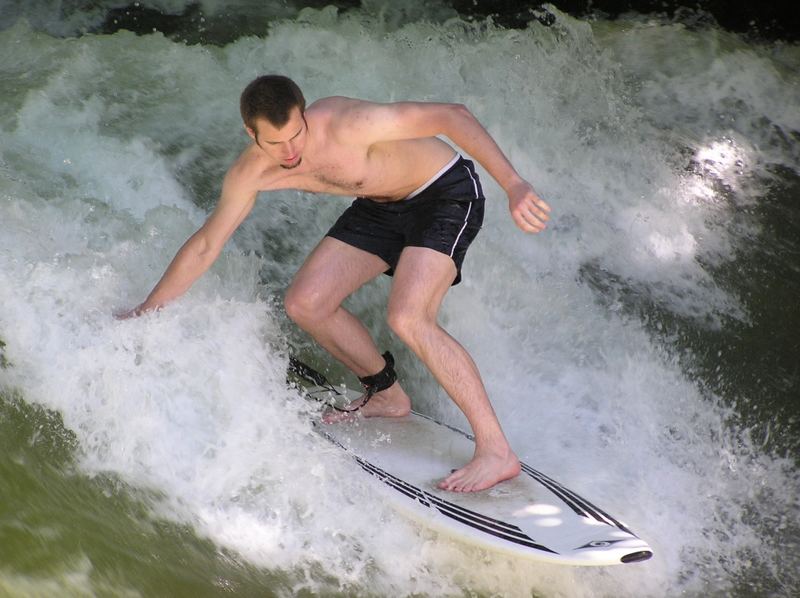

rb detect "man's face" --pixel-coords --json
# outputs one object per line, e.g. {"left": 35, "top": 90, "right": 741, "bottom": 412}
{"left": 247, "top": 106, "right": 307, "bottom": 169}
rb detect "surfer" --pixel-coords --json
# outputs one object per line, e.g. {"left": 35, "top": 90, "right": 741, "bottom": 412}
{"left": 121, "top": 75, "right": 550, "bottom": 492}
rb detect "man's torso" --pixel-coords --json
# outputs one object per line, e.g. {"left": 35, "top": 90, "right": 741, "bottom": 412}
{"left": 239, "top": 97, "right": 458, "bottom": 202}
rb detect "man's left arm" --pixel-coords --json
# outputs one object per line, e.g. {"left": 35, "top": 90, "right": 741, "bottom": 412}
{"left": 436, "top": 103, "right": 550, "bottom": 233}
{"left": 344, "top": 100, "right": 551, "bottom": 233}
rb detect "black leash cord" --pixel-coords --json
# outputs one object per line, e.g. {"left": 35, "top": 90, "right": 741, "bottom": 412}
{"left": 288, "top": 352, "right": 397, "bottom": 413}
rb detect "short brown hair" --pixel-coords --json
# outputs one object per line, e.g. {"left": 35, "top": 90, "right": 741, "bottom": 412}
{"left": 240, "top": 75, "right": 306, "bottom": 130}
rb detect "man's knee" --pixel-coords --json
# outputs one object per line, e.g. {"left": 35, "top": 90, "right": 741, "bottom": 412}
{"left": 284, "top": 284, "right": 332, "bottom": 326}
{"left": 387, "top": 303, "right": 427, "bottom": 347}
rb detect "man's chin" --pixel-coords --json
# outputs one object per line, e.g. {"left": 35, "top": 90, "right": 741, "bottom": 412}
{"left": 280, "top": 157, "right": 302, "bottom": 170}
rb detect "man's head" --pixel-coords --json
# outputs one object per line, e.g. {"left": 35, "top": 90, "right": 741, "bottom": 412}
{"left": 240, "top": 75, "right": 305, "bottom": 130}
{"left": 241, "top": 75, "right": 307, "bottom": 169}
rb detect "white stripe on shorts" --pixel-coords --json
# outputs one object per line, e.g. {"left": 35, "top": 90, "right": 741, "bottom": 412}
{"left": 449, "top": 164, "right": 480, "bottom": 258}
{"left": 449, "top": 201, "right": 472, "bottom": 258}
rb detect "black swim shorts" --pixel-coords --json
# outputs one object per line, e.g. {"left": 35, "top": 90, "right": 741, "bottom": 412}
{"left": 326, "top": 155, "right": 485, "bottom": 285}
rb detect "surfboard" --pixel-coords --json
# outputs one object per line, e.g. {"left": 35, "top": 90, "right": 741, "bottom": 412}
{"left": 306, "top": 385, "right": 653, "bottom": 566}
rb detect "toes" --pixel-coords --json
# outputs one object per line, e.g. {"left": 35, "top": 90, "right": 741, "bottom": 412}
{"left": 439, "top": 466, "right": 493, "bottom": 493}
{"left": 438, "top": 475, "right": 457, "bottom": 491}
{"left": 321, "top": 408, "right": 361, "bottom": 424}
{"left": 439, "top": 469, "right": 472, "bottom": 492}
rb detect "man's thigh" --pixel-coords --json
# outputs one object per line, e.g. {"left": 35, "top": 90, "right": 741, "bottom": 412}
{"left": 388, "top": 246, "right": 457, "bottom": 319}
{"left": 288, "top": 236, "right": 390, "bottom": 308}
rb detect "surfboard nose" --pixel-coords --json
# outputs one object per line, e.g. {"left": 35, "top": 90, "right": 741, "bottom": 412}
{"left": 621, "top": 550, "right": 654, "bottom": 563}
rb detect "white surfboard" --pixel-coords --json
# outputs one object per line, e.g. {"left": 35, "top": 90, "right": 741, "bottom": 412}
{"left": 309, "top": 386, "right": 653, "bottom": 566}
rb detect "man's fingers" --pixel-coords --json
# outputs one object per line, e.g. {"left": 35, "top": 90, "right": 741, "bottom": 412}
{"left": 513, "top": 210, "right": 546, "bottom": 233}
{"left": 508, "top": 185, "right": 551, "bottom": 233}
{"left": 524, "top": 202, "right": 549, "bottom": 223}
{"left": 114, "top": 304, "right": 148, "bottom": 320}
{"left": 535, "top": 197, "right": 552, "bottom": 213}
{"left": 523, "top": 204, "right": 548, "bottom": 226}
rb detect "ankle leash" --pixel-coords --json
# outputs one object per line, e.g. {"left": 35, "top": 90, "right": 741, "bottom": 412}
{"left": 288, "top": 351, "right": 397, "bottom": 413}
{"left": 346, "top": 351, "right": 397, "bottom": 412}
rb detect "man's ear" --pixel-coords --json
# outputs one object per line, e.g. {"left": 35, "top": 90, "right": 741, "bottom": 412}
{"left": 244, "top": 125, "right": 256, "bottom": 141}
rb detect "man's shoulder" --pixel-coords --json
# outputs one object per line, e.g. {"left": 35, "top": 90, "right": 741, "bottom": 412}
{"left": 223, "top": 144, "right": 271, "bottom": 193}
{"left": 310, "top": 96, "right": 387, "bottom": 144}
{"left": 309, "top": 95, "right": 363, "bottom": 111}
{"left": 309, "top": 96, "right": 378, "bottom": 122}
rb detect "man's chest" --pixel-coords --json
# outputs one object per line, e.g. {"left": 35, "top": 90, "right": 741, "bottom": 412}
{"left": 270, "top": 145, "right": 396, "bottom": 197}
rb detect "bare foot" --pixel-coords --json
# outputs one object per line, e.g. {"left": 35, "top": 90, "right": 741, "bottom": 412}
{"left": 322, "top": 382, "right": 411, "bottom": 423}
{"left": 438, "top": 448, "right": 521, "bottom": 493}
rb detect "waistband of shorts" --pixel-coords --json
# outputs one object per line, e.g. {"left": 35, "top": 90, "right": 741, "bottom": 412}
{"left": 405, "top": 153, "right": 461, "bottom": 200}
{"left": 355, "top": 154, "right": 479, "bottom": 210}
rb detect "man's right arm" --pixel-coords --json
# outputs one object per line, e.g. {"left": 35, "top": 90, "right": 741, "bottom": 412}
{"left": 119, "top": 164, "right": 258, "bottom": 317}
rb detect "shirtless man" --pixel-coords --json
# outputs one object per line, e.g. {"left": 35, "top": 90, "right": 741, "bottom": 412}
{"left": 123, "top": 75, "right": 550, "bottom": 492}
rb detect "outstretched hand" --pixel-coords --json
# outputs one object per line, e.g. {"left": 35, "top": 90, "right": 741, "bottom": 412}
{"left": 114, "top": 303, "right": 152, "bottom": 320}
{"left": 507, "top": 180, "right": 551, "bottom": 233}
